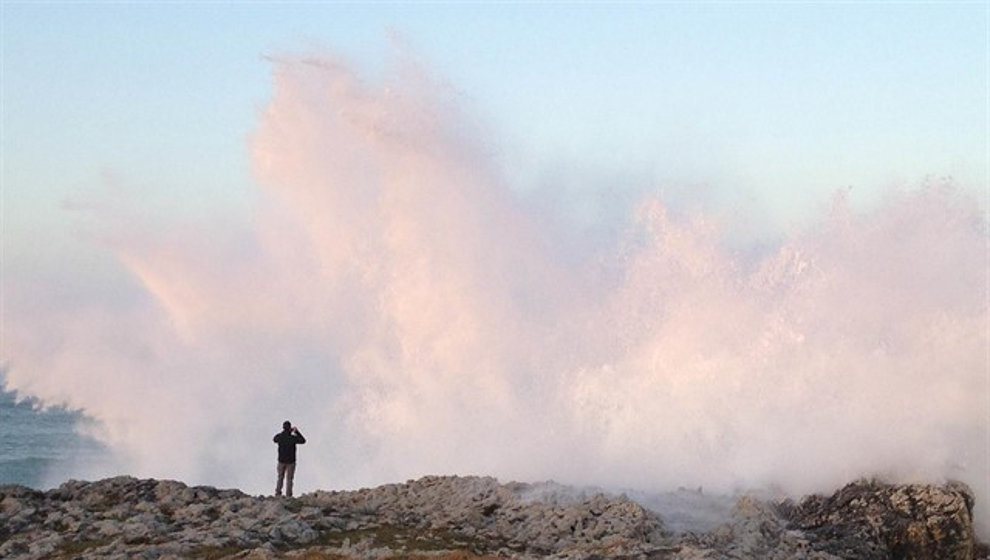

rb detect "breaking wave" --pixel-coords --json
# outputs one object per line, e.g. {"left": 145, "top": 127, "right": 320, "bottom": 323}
{"left": 4, "top": 47, "right": 987, "bottom": 532}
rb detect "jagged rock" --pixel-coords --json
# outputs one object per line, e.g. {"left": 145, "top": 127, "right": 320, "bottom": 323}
{"left": 0, "top": 475, "right": 983, "bottom": 559}
{"left": 781, "top": 479, "right": 977, "bottom": 560}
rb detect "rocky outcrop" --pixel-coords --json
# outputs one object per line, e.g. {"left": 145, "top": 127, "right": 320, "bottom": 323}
{"left": 307, "top": 476, "right": 668, "bottom": 555}
{"left": 780, "top": 479, "right": 979, "bottom": 560}
{"left": 0, "top": 475, "right": 983, "bottom": 560}
{"left": 0, "top": 476, "right": 671, "bottom": 560}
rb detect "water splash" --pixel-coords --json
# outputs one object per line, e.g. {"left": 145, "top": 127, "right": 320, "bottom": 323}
{"left": 4, "top": 48, "right": 987, "bottom": 533}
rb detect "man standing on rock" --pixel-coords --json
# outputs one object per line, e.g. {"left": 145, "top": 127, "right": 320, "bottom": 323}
{"left": 273, "top": 421, "right": 306, "bottom": 497}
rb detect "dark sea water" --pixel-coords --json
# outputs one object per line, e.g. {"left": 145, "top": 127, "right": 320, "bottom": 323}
{"left": 0, "top": 381, "right": 106, "bottom": 488}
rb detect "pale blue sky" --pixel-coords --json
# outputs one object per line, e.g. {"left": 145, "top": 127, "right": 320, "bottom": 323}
{"left": 2, "top": 2, "right": 987, "bottom": 262}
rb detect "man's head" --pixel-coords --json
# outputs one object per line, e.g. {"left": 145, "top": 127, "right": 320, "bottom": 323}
{"left": 283, "top": 421, "right": 292, "bottom": 431}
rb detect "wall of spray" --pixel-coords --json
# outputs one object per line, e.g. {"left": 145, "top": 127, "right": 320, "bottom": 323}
{"left": 4, "top": 49, "right": 987, "bottom": 533}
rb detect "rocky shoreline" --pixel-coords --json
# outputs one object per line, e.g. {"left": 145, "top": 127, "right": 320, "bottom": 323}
{"left": 1, "top": 475, "right": 984, "bottom": 560}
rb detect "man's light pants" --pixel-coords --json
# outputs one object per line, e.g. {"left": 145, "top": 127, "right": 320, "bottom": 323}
{"left": 276, "top": 462, "right": 296, "bottom": 497}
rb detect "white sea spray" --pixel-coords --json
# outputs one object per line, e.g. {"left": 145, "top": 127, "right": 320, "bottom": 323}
{"left": 3, "top": 46, "right": 986, "bottom": 536}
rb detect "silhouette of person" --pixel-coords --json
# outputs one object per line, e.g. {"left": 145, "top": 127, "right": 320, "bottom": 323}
{"left": 273, "top": 420, "right": 306, "bottom": 497}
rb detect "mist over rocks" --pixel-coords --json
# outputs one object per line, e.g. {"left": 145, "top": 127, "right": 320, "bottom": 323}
{"left": 1, "top": 475, "right": 984, "bottom": 560}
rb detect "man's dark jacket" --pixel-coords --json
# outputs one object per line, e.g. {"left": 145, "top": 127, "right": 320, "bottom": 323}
{"left": 273, "top": 428, "right": 306, "bottom": 463}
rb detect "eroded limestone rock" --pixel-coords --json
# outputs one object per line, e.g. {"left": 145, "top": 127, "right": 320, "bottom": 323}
{"left": 781, "top": 479, "right": 977, "bottom": 560}
{"left": 0, "top": 475, "right": 983, "bottom": 560}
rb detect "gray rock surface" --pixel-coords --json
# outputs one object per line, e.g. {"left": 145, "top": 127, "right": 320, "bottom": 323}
{"left": 0, "top": 475, "right": 983, "bottom": 559}
{"left": 780, "top": 479, "right": 981, "bottom": 560}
